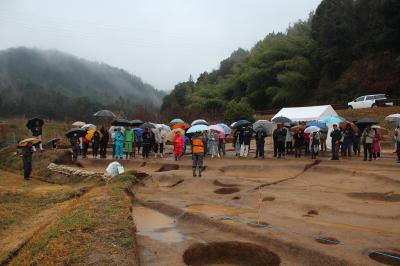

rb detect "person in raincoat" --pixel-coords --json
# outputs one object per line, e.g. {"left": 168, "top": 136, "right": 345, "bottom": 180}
{"left": 172, "top": 131, "right": 184, "bottom": 161}
{"left": 395, "top": 126, "right": 400, "bottom": 163}
{"left": 342, "top": 124, "right": 354, "bottom": 159}
{"left": 30, "top": 120, "right": 44, "bottom": 152}
{"left": 124, "top": 126, "right": 135, "bottom": 160}
{"left": 92, "top": 131, "right": 101, "bottom": 159}
{"left": 372, "top": 129, "right": 381, "bottom": 160}
{"left": 191, "top": 132, "right": 206, "bottom": 177}
{"left": 276, "top": 124, "right": 287, "bottom": 159}
{"left": 21, "top": 142, "right": 34, "bottom": 180}
{"left": 182, "top": 134, "right": 189, "bottom": 156}
{"left": 293, "top": 130, "right": 304, "bottom": 158}
{"left": 81, "top": 130, "right": 90, "bottom": 159}
{"left": 114, "top": 128, "right": 124, "bottom": 160}
{"left": 70, "top": 133, "right": 80, "bottom": 162}
{"left": 330, "top": 124, "right": 342, "bottom": 160}
{"left": 254, "top": 127, "right": 267, "bottom": 159}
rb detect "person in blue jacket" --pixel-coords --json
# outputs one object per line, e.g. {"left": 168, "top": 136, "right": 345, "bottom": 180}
{"left": 114, "top": 128, "right": 124, "bottom": 160}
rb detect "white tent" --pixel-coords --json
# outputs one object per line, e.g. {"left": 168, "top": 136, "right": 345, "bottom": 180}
{"left": 272, "top": 105, "right": 338, "bottom": 122}
{"left": 272, "top": 105, "right": 339, "bottom": 150}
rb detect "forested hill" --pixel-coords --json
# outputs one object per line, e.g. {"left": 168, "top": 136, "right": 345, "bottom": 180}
{"left": 0, "top": 47, "right": 165, "bottom": 120}
{"left": 161, "top": 0, "right": 400, "bottom": 122}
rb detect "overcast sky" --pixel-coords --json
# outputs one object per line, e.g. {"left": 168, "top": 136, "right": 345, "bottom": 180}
{"left": 0, "top": 0, "right": 321, "bottom": 91}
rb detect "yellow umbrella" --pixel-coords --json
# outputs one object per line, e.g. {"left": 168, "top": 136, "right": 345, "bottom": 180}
{"left": 18, "top": 138, "right": 41, "bottom": 148}
{"left": 167, "top": 128, "right": 185, "bottom": 142}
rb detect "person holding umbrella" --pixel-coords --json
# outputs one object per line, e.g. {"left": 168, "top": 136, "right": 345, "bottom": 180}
{"left": 70, "top": 133, "right": 80, "bottom": 162}
{"left": 92, "top": 131, "right": 101, "bottom": 159}
{"left": 293, "top": 130, "right": 304, "bottom": 158}
{"left": 114, "top": 128, "right": 125, "bottom": 160}
{"left": 99, "top": 126, "right": 109, "bottom": 158}
{"left": 254, "top": 127, "right": 267, "bottom": 159}
{"left": 240, "top": 126, "right": 252, "bottom": 158}
{"left": 276, "top": 124, "right": 287, "bottom": 159}
{"left": 362, "top": 125, "right": 375, "bottom": 161}
{"left": 28, "top": 119, "right": 44, "bottom": 152}
{"left": 330, "top": 124, "right": 342, "bottom": 160}
{"left": 191, "top": 132, "right": 206, "bottom": 177}
{"left": 310, "top": 131, "right": 320, "bottom": 159}
{"left": 342, "top": 123, "right": 355, "bottom": 159}
{"left": 142, "top": 128, "right": 153, "bottom": 159}
{"left": 395, "top": 125, "right": 400, "bottom": 163}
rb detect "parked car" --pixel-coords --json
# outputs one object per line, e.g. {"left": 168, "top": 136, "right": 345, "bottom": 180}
{"left": 347, "top": 94, "right": 393, "bottom": 109}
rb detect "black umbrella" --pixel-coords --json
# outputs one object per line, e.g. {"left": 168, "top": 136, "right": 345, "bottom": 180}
{"left": 140, "top": 122, "right": 156, "bottom": 129}
{"left": 129, "top": 119, "right": 144, "bottom": 127}
{"left": 26, "top": 118, "right": 44, "bottom": 129}
{"left": 232, "top": 120, "right": 252, "bottom": 129}
{"left": 355, "top": 118, "right": 378, "bottom": 125}
{"left": 272, "top": 116, "right": 292, "bottom": 124}
{"left": 111, "top": 119, "right": 130, "bottom": 126}
{"left": 65, "top": 128, "right": 87, "bottom": 138}
{"left": 93, "top": 109, "right": 116, "bottom": 118}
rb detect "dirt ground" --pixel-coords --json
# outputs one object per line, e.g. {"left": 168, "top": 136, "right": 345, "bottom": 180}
{"left": 1, "top": 142, "right": 400, "bottom": 265}
{"left": 79, "top": 142, "right": 399, "bottom": 266}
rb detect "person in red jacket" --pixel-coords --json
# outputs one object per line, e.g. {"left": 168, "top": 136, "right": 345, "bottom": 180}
{"left": 172, "top": 131, "right": 184, "bottom": 161}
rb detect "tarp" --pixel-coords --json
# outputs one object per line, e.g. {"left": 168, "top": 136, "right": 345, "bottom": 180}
{"left": 272, "top": 105, "right": 339, "bottom": 150}
{"left": 272, "top": 105, "right": 338, "bottom": 122}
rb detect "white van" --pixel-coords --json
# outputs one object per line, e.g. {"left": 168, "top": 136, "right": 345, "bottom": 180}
{"left": 347, "top": 94, "right": 393, "bottom": 109}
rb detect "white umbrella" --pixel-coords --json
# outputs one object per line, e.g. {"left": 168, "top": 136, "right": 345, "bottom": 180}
{"left": 81, "top": 124, "right": 97, "bottom": 130}
{"left": 191, "top": 119, "right": 209, "bottom": 126}
{"left": 72, "top": 121, "right": 86, "bottom": 127}
{"left": 304, "top": 126, "right": 321, "bottom": 134}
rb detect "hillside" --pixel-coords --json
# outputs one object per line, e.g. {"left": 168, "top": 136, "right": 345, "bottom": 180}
{"left": 161, "top": 0, "right": 400, "bottom": 122}
{"left": 0, "top": 47, "right": 165, "bottom": 120}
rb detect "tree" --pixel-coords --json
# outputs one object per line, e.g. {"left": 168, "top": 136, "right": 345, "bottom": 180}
{"left": 224, "top": 99, "right": 255, "bottom": 124}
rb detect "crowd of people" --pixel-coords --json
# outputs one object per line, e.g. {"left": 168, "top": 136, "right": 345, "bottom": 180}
{"left": 18, "top": 117, "right": 400, "bottom": 181}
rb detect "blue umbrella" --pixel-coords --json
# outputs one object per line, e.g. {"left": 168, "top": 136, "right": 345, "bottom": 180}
{"left": 306, "top": 121, "right": 328, "bottom": 129}
{"left": 217, "top": 123, "right": 231, "bottom": 135}
{"left": 170, "top": 118, "right": 184, "bottom": 125}
{"left": 187, "top": 124, "right": 209, "bottom": 134}
{"left": 322, "top": 116, "right": 345, "bottom": 123}
{"left": 133, "top": 128, "right": 144, "bottom": 137}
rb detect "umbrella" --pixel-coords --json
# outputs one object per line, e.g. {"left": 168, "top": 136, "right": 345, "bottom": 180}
{"left": 272, "top": 116, "right": 292, "bottom": 124}
{"left": 385, "top": 114, "right": 400, "bottom": 127}
{"left": 217, "top": 123, "right": 231, "bottom": 135}
{"left": 170, "top": 118, "right": 184, "bottom": 125}
{"left": 304, "top": 126, "right": 321, "bottom": 134}
{"left": 306, "top": 121, "right": 328, "bottom": 129}
{"left": 252, "top": 120, "right": 273, "bottom": 132}
{"left": 81, "top": 124, "right": 97, "bottom": 130}
{"left": 191, "top": 119, "right": 209, "bottom": 126}
{"left": 172, "top": 123, "right": 189, "bottom": 130}
{"left": 232, "top": 120, "right": 252, "bottom": 129}
{"left": 167, "top": 128, "right": 185, "bottom": 141}
{"left": 187, "top": 124, "right": 209, "bottom": 134}
{"left": 72, "top": 121, "right": 86, "bottom": 127}
{"left": 109, "top": 126, "right": 125, "bottom": 134}
{"left": 65, "top": 128, "right": 87, "bottom": 138}
{"left": 128, "top": 120, "right": 143, "bottom": 127}
{"left": 93, "top": 109, "right": 116, "bottom": 118}
{"left": 339, "top": 121, "right": 359, "bottom": 132}
{"left": 140, "top": 122, "right": 156, "bottom": 129}
{"left": 158, "top": 124, "right": 171, "bottom": 132}
{"left": 18, "top": 138, "right": 41, "bottom": 148}
{"left": 133, "top": 128, "right": 144, "bottom": 137}
{"left": 290, "top": 125, "right": 306, "bottom": 133}
{"left": 322, "top": 116, "right": 345, "bottom": 123}
{"left": 209, "top": 124, "right": 225, "bottom": 133}
{"left": 371, "top": 125, "right": 389, "bottom": 135}
{"left": 46, "top": 138, "right": 60, "bottom": 145}
{"left": 111, "top": 119, "right": 130, "bottom": 127}
{"left": 355, "top": 118, "right": 378, "bottom": 126}
{"left": 26, "top": 118, "right": 44, "bottom": 129}
{"left": 230, "top": 122, "right": 237, "bottom": 128}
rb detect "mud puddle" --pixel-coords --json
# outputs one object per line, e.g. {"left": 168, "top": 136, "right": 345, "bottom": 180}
{"left": 185, "top": 204, "right": 255, "bottom": 217}
{"left": 132, "top": 205, "right": 186, "bottom": 243}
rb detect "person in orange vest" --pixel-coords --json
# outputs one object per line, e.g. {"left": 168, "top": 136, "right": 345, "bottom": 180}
{"left": 191, "top": 132, "right": 206, "bottom": 177}
{"left": 172, "top": 131, "right": 184, "bottom": 161}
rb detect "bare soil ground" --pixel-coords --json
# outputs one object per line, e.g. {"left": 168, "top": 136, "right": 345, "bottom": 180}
{"left": 1, "top": 127, "right": 400, "bottom": 265}
{"left": 78, "top": 143, "right": 400, "bottom": 266}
